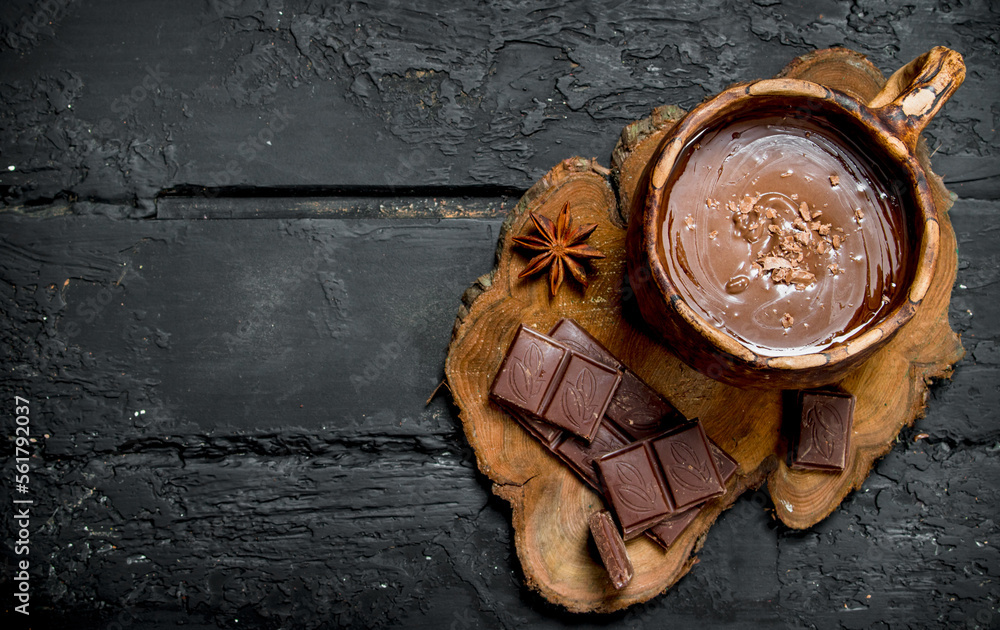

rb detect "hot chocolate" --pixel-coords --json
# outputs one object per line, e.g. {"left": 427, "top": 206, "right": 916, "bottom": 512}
{"left": 657, "top": 113, "right": 911, "bottom": 356}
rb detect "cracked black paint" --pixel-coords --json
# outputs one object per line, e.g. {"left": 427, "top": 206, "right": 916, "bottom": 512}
{"left": 0, "top": 0, "right": 997, "bottom": 206}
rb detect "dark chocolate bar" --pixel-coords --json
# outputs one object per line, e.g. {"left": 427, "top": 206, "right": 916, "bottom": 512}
{"left": 549, "top": 319, "right": 682, "bottom": 440}
{"left": 588, "top": 509, "right": 633, "bottom": 589}
{"left": 540, "top": 352, "right": 621, "bottom": 441}
{"left": 490, "top": 325, "right": 568, "bottom": 416}
{"left": 651, "top": 421, "right": 725, "bottom": 511}
{"left": 596, "top": 441, "right": 674, "bottom": 540}
{"left": 596, "top": 419, "right": 725, "bottom": 538}
{"left": 490, "top": 324, "right": 621, "bottom": 442}
{"left": 490, "top": 319, "right": 740, "bottom": 550}
{"left": 791, "top": 389, "right": 854, "bottom": 472}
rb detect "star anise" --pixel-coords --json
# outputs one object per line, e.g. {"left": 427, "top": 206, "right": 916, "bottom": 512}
{"left": 512, "top": 202, "right": 605, "bottom": 296}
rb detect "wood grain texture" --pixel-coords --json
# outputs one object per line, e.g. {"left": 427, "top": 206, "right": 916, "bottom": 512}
{"left": 445, "top": 48, "right": 965, "bottom": 611}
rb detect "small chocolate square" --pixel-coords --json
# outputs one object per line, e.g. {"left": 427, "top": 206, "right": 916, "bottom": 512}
{"left": 554, "top": 422, "right": 630, "bottom": 488}
{"left": 597, "top": 442, "right": 673, "bottom": 540}
{"left": 512, "top": 410, "right": 564, "bottom": 447}
{"left": 648, "top": 440, "right": 739, "bottom": 550}
{"left": 490, "top": 325, "right": 568, "bottom": 416}
{"left": 708, "top": 439, "right": 740, "bottom": 482}
{"left": 605, "top": 369, "right": 684, "bottom": 440}
{"left": 651, "top": 421, "right": 725, "bottom": 511}
{"left": 588, "top": 509, "right": 633, "bottom": 590}
{"left": 791, "top": 389, "right": 854, "bottom": 472}
{"left": 548, "top": 318, "right": 622, "bottom": 370}
{"left": 541, "top": 353, "right": 621, "bottom": 441}
{"left": 647, "top": 508, "right": 699, "bottom": 550}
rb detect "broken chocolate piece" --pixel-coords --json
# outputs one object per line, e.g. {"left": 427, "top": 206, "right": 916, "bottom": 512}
{"left": 490, "top": 324, "right": 621, "bottom": 443}
{"left": 541, "top": 352, "right": 621, "bottom": 441}
{"left": 651, "top": 421, "right": 726, "bottom": 511}
{"left": 588, "top": 510, "right": 633, "bottom": 590}
{"left": 490, "top": 325, "right": 568, "bottom": 416}
{"left": 605, "top": 369, "right": 684, "bottom": 440}
{"left": 554, "top": 422, "right": 630, "bottom": 488}
{"left": 791, "top": 389, "right": 855, "bottom": 472}
{"left": 597, "top": 442, "right": 674, "bottom": 540}
{"left": 550, "top": 318, "right": 682, "bottom": 439}
{"left": 647, "top": 440, "right": 739, "bottom": 549}
{"left": 548, "top": 318, "right": 622, "bottom": 370}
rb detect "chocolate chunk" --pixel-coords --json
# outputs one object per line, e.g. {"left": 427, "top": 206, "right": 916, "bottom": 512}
{"left": 709, "top": 439, "right": 740, "bottom": 481}
{"left": 651, "top": 422, "right": 726, "bottom": 511}
{"left": 491, "top": 319, "right": 738, "bottom": 549}
{"left": 647, "top": 439, "right": 739, "bottom": 549}
{"left": 588, "top": 510, "right": 633, "bottom": 590}
{"left": 550, "top": 318, "right": 683, "bottom": 439}
{"left": 491, "top": 324, "right": 620, "bottom": 443}
{"left": 548, "top": 318, "right": 621, "bottom": 370}
{"left": 791, "top": 389, "right": 854, "bottom": 472}
{"left": 554, "top": 422, "right": 630, "bottom": 488}
{"left": 490, "top": 325, "right": 568, "bottom": 416}
{"left": 596, "top": 442, "right": 674, "bottom": 540}
{"left": 513, "top": 410, "right": 563, "bottom": 447}
{"left": 541, "top": 352, "right": 621, "bottom": 441}
{"left": 646, "top": 509, "right": 700, "bottom": 550}
{"left": 605, "top": 369, "right": 684, "bottom": 440}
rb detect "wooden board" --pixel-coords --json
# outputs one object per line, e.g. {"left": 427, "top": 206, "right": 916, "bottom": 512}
{"left": 444, "top": 48, "right": 964, "bottom": 612}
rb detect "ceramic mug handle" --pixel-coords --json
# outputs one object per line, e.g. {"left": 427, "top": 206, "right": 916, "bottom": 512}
{"left": 868, "top": 47, "right": 965, "bottom": 153}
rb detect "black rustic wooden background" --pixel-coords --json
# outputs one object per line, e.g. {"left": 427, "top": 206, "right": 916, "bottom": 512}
{"left": 1, "top": 1, "right": 998, "bottom": 628}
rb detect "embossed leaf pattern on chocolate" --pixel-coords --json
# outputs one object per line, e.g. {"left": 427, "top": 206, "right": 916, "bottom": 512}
{"left": 802, "top": 399, "right": 841, "bottom": 461}
{"left": 562, "top": 368, "right": 597, "bottom": 430}
{"left": 612, "top": 391, "right": 661, "bottom": 428}
{"left": 589, "top": 430, "right": 616, "bottom": 455}
{"left": 614, "top": 461, "right": 658, "bottom": 513}
{"left": 509, "top": 342, "right": 546, "bottom": 404}
{"left": 666, "top": 441, "right": 714, "bottom": 492}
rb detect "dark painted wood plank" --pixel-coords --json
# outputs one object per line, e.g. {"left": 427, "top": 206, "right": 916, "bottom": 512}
{"left": 154, "top": 191, "right": 517, "bottom": 220}
{"left": 1, "top": 0, "right": 996, "bottom": 207}
{"left": 1, "top": 198, "right": 998, "bottom": 627}
{"left": 1, "top": 214, "right": 503, "bottom": 446}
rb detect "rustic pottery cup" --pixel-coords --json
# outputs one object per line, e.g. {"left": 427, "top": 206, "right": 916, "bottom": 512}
{"left": 626, "top": 47, "right": 965, "bottom": 389}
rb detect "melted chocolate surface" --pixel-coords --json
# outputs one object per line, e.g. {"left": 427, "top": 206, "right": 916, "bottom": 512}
{"left": 658, "top": 114, "right": 911, "bottom": 356}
